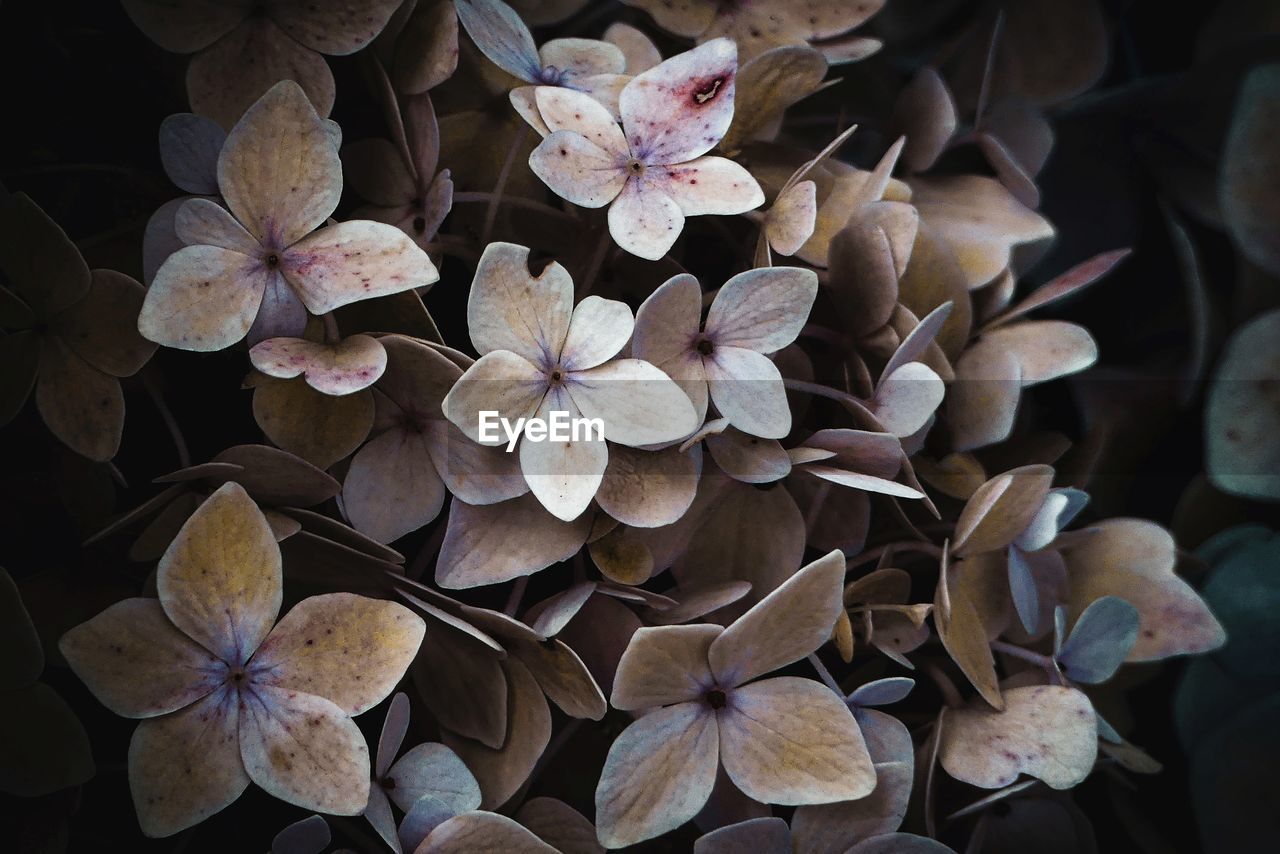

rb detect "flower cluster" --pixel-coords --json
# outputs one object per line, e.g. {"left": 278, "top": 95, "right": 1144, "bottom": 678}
{"left": 3, "top": 0, "right": 1264, "bottom": 851}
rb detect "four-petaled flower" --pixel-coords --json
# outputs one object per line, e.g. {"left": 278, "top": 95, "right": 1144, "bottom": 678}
{"left": 443, "top": 242, "right": 699, "bottom": 521}
{"left": 528, "top": 38, "right": 764, "bottom": 260}
{"left": 139, "top": 80, "right": 438, "bottom": 352}
{"left": 60, "top": 482, "right": 426, "bottom": 837}
{"left": 595, "top": 550, "right": 875, "bottom": 848}
{"left": 634, "top": 267, "right": 817, "bottom": 438}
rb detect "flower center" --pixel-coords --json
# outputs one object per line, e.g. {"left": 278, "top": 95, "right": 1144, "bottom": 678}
{"left": 227, "top": 666, "right": 249, "bottom": 686}
{"left": 549, "top": 368, "right": 564, "bottom": 384}
{"left": 265, "top": 253, "right": 280, "bottom": 269}
{"left": 626, "top": 158, "right": 646, "bottom": 177}
{"left": 696, "top": 337, "right": 714, "bottom": 356}
{"left": 705, "top": 688, "right": 727, "bottom": 709}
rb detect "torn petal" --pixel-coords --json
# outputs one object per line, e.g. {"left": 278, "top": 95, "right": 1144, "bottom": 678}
{"left": 466, "top": 242, "right": 573, "bottom": 361}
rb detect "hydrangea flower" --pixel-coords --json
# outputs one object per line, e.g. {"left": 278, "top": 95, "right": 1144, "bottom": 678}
{"left": 595, "top": 551, "right": 874, "bottom": 848}
{"left": 527, "top": 39, "right": 765, "bottom": 259}
{"left": 442, "top": 242, "right": 698, "bottom": 521}
{"left": 139, "top": 81, "right": 438, "bottom": 351}
{"left": 633, "top": 267, "right": 817, "bottom": 438}
{"left": 59, "top": 483, "right": 425, "bottom": 837}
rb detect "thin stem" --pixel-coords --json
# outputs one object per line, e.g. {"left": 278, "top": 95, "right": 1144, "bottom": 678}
{"left": 989, "top": 640, "right": 1054, "bottom": 669}
{"left": 504, "top": 576, "right": 529, "bottom": 616}
{"left": 322, "top": 311, "right": 341, "bottom": 344}
{"left": 807, "top": 653, "right": 843, "bottom": 695}
{"left": 923, "top": 663, "right": 963, "bottom": 709}
{"left": 482, "top": 124, "right": 530, "bottom": 245}
{"left": 141, "top": 370, "right": 191, "bottom": 469}
{"left": 846, "top": 541, "right": 944, "bottom": 571}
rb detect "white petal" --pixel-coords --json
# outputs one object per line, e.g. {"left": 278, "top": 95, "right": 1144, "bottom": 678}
{"left": 441, "top": 350, "right": 549, "bottom": 444}
{"left": 567, "top": 359, "right": 700, "bottom": 446}
{"left": 620, "top": 38, "right": 738, "bottom": 165}
{"left": 534, "top": 86, "right": 628, "bottom": 156}
{"left": 529, "top": 131, "right": 628, "bottom": 208}
{"left": 608, "top": 178, "right": 685, "bottom": 260}
{"left": 519, "top": 387, "right": 606, "bottom": 521}
{"left": 466, "top": 241, "right": 573, "bottom": 362}
{"left": 705, "top": 346, "right": 790, "bottom": 439}
{"left": 560, "top": 295, "right": 635, "bottom": 371}
{"left": 706, "top": 266, "right": 818, "bottom": 353}
{"left": 650, "top": 156, "right": 764, "bottom": 216}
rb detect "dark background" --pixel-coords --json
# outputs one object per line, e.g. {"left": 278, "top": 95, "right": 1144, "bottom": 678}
{"left": 2, "top": 0, "right": 1276, "bottom": 851}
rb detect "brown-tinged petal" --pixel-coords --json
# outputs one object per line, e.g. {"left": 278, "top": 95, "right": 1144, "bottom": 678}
{"left": 0, "top": 331, "right": 39, "bottom": 428}
{"left": 872, "top": 362, "right": 944, "bottom": 438}
{"left": 596, "top": 443, "right": 700, "bottom": 527}
{"left": 909, "top": 175, "right": 1054, "bottom": 289}
{"left": 1061, "top": 519, "right": 1225, "bottom": 661}
{"left": 211, "top": 444, "right": 340, "bottom": 505}
{"left": 139, "top": 245, "right": 269, "bottom": 351}
{"left": 766, "top": 180, "right": 818, "bottom": 256}
{"left": 708, "top": 549, "right": 844, "bottom": 687}
{"left": 792, "top": 707, "right": 914, "bottom": 852}
{"left": 620, "top": 38, "right": 737, "bottom": 165}
{"left": 253, "top": 377, "right": 375, "bottom": 469}
{"left": 952, "top": 465, "right": 1054, "bottom": 557}
{"left": 695, "top": 817, "right": 791, "bottom": 854}
{"left": 718, "top": 676, "right": 875, "bottom": 804}
{"left": 410, "top": 621, "right": 508, "bottom": 748}
{"left": 121, "top": 0, "right": 250, "bottom": 53}
{"left": 601, "top": 22, "right": 660, "bottom": 73}
{"left": 608, "top": 176, "right": 685, "bottom": 260}
{"left": 512, "top": 635, "right": 608, "bottom": 719}
{"left": 157, "top": 482, "right": 282, "bottom": 664}
{"left": 344, "top": 428, "right": 446, "bottom": 543}
{"left": 568, "top": 358, "right": 700, "bottom": 446}
{"left": 442, "top": 657, "right": 551, "bottom": 808}
{"left": 940, "top": 685, "right": 1097, "bottom": 790}
{"left": 561, "top": 296, "right": 634, "bottom": 371}
{"left": 238, "top": 684, "right": 371, "bottom": 813}
{"left": 707, "top": 267, "right": 818, "bottom": 353}
{"left": 34, "top": 336, "right": 124, "bottom": 461}
{"left": 612, "top": 624, "right": 722, "bottom": 710}
{"left": 159, "top": 112, "right": 226, "bottom": 195}
{"left": 517, "top": 797, "right": 604, "bottom": 854}
{"left": 633, "top": 272, "right": 702, "bottom": 364}
{"left": 250, "top": 335, "right": 388, "bottom": 395}
{"left": 705, "top": 345, "right": 790, "bottom": 439}
{"left": 282, "top": 220, "right": 438, "bottom": 314}
{"left": 437, "top": 493, "right": 591, "bottom": 588}
{"left": 60, "top": 598, "right": 224, "bottom": 718}
{"left": 893, "top": 66, "right": 956, "bottom": 173}
{"left": 706, "top": 430, "right": 789, "bottom": 484}
{"left": 947, "top": 345, "right": 1022, "bottom": 452}
{"left": 652, "top": 156, "right": 765, "bottom": 216}
{"left": 466, "top": 242, "right": 573, "bottom": 361}
{"left": 722, "top": 45, "right": 828, "bottom": 152}
{"left": 251, "top": 592, "right": 424, "bottom": 715}
{"left": 595, "top": 702, "right": 719, "bottom": 848}
{"left": 935, "top": 553, "right": 1003, "bottom": 709}
{"left": 51, "top": 270, "right": 155, "bottom": 377}
{"left": 129, "top": 685, "right": 249, "bottom": 837}
{"left": 417, "top": 811, "right": 559, "bottom": 853}
{"left": 217, "top": 79, "right": 339, "bottom": 246}
{"left": 392, "top": 1, "right": 459, "bottom": 94}
{"left": 385, "top": 742, "right": 481, "bottom": 813}
{"left": 188, "top": 18, "right": 336, "bottom": 129}
{"left": 265, "top": 0, "right": 401, "bottom": 55}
